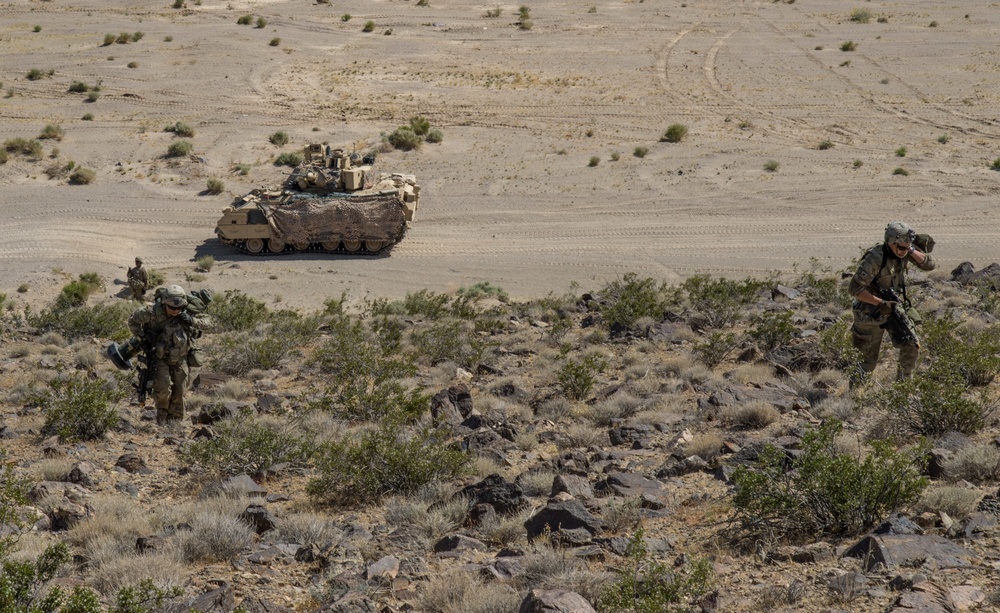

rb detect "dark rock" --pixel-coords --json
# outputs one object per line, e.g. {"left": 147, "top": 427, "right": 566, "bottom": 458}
{"left": 462, "top": 429, "right": 505, "bottom": 453}
{"left": 238, "top": 598, "right": 294, "bottom": 613}
{"left": 191, "top": 372, "right": 231, "bottom": 391}
{"left": 239, "top": 504, "right": 278, "bottom": 535}
{"left": 480, "top": 557, "right": 524, "bottom": 582}
{"left": 594, "top": 472, "right": 666, "bottom": 501}
{"left": 459, "top": 474, "right": 527, "bottom": 516}
{"left": 569, "top": 544, "right": 605, "bottom": 561}
{"left": 192, "top": 426, "right": 216, "bottom": 440}
{"left": 41, "top": 436, "right": 66, "bottom": 457}
{"left": 29, "top": 481, "right": 91, "bottom": 504}
{"left": 256, "top": 394, "right": 283, "bottom": 413}
{"left": 321, "top": 590, "right": 380, "bottom": 613}
{"left": 607, "top": 425, "right": 652, "bottom": 447}
{"left": 179, "top": 582, "right": 235, "bottom": 613}
{"left": 115, "top": 453, "right": 151, "bottom": 475}
{"left": 772, "top": 284, "right": 801, "bottom": 300}
{"left": 951, "top": 261, "right": 1000, "bottom": 288}
{"left": 295, "top": 544, "right": 321, "bottom": 563}
{"left": 770, "top": 542, "right": 834, "bottom": 563}
{"left": 221, "top": 474, "right": 268, "bottom": 497}
{"left": 518, "top": 589, "right": 597, "bottom": 613}
{"left": 115, "top": 481, "right": 138, "bottom": 497}
{"left": 431, "top": 385, "right": 474, "bottom": 425}
{"left": 593, "top": 536, "right": 631, "bottom": 557}
{"left": 656, "top": 455, "right": 711, "bottom": 479}
{"left": 844, "top": 534, "right": 978, "bottom": 572}
{"left": 68, "top": 461, "right": 97, "bottom": 486}
{"left": 963, "top": 511, "right": 997, "bottom": 538}
{"left": 524, "top": 500, "right": 602, "bottom": 540}
{"left": 874, "top": 514, "right": 923, "bottom": 536}
{"left": 192, "top": 402, "right": 238, "bottom": 425}
{"left": 491, "top": 381, "right": 530, "bottom": 403}
{"left": 136, "top": 535, "right": 166, "bottom": 554}
{"left": 826, "top": 572, "right": 867, "bottom": 601}
{"left": 49, "top": 501, "right": 90, "bottom": 531}
{"left": 926, "top": 449, "right": 953, "bottom": 479}
{"left": 645, "top": 322, "right": 692, "bottom": 343}
{"left": 467, "top": 502, "right": 497, "bottom": 527}
{"left": 551, "top": 474, "right": 593, "bottom": 500}
{"left": 887, "top": 581, "right": 958, "bottom": 613}
{"left": 550, "top": 527, "right": 593, "bottom": 547}
{"left": 433, "top": 534, "right": 488, "bottom": 553}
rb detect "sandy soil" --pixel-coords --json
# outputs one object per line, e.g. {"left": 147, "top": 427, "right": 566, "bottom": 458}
{"left": 1, "top": 0, "right": 998, "bottom": 310}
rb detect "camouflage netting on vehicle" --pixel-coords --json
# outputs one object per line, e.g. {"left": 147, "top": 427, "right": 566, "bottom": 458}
{"left": 262, "top": 193, "right": 406, "bottom": 244}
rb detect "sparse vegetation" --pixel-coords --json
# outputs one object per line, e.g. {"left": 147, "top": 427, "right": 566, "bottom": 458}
{"left": 764, "top": 159, "right": 780, "bottom": 172}
{"left": 165, "top": 121, "right": 194, "bottom": 137}
{"left": 840, "top": 40, "right": 857, "bottom": 51}
{"left": 661, "top": 123, "right": 688, "bottom": 143}
{"left": 588, "top": 156, "right": 600, "bottom": 167}
{"left": 274, "top": 151, "right": 303, "bottom": 167}
{"left": 387, "top": 126, "right": 422, "bottom": 151}
{"left": 850, "top": 8, "right": 872, "bottom": 23}
{"left": 68, "top": 167, "right": 96, "bottom": 185}
{"left": 485, "top": 6, "right": 502, "bottom": 18}
{"left": 36, "top": 372, "right": 127, "bottom": 441}
{"left": 167, "top": 139, "right": 193, "bottom": 157}
{"left": 269, "top": 37, "right": 281, "bottom": 46}
{"left": 237, "top": 14, "right": 253, "bottom": 25}
{"left": 817, "top": 139, "right": 833, "bottom": 150}
{"left": 893, "top": 167, "right": 909, "bottom": 176}
{"left": 633, "top": 146, "right": 648, "bottom": 158}
{"left": 895, "top": 146, "right": 907, "bottom": 157}
{"left": 362, "top": 20, "right": 375, "bottom": 33}
{"left": 938, "top": 134, "right": 950, "bottom": 144}
{"left": 269, "top": 131, "right": 290, "bottom": 146}
{"left": 255, "top": 16, "right": 267, "bottom": 28}
{"left": 205, "top": 178, "right": 225, "bottom": 194}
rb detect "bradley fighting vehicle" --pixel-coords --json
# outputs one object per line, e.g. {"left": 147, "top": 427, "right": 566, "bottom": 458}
{"left": 215, "top": 144, "right": 419, "bottom": 255}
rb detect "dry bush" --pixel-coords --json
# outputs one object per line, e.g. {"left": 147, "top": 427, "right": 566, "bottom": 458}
{"left": 537, "top": 397, "right": 573, "bottom": 420}
{"left": 519, "top": 541, "right": 611, "bottom": 602}
{"left": 419, "top": 573, "right": 521, "bottom": 613}
{"left": 588, "top": 392, "right": 643, "bottom": 426}
{"left": 8, "top": 344, "right": 31, "bottom": 358}
{"left": 74, "top": 348, "right": 98, "bottom": 370}
{"left": 471, "top": 455, "right": 511, "bottom": 479}
{"left": 177, "top": 510, "right": 255, "bottom": 562}
{"left": 558, "top": 423, "right": 606, "bottom": 450}
{"left": 514, "top": 430, "right": 538, "bottom": 451}
{"left": 40, "top": 344, "right": 61, "bottom": 356}
{"left": 267, "top": 512, "right": 342, "bottom": 546}
{"left": 812, "top": 396, "right": 854, "bottom": 421}
{"left": 727, "top": 363, "right": 776, "bottom": 386}
{"left": 31, "top": 458, "right": 73, "bottom": 481}
{"left": 385, "top": 494, "right": 466, "bottom": 542}
{"left": 631, "top": 393, "right": 689, "bottom": 425}
{"left": 210, "top": 378, "right": 254, "bottom": 400}
{"left": 38, "top": 331, "right": 68, "bottom": 347}
{"left": 685, "top": 432, "right": 724, "bottom": 463}
{"left": 517, "top": 471, "right": 555, "bottom": 497}
{"left": 68, "top": 494, "right": 156, "bottom": 566}
{"left": 602, "top": 497, "right": 642, "bottom": 534}
{"left": 725, "top": 401, "right": 780, "bottom": 430}
{"left": 623, "top": 371, "right": 661, "bottom": 396}
{"left": 915, "top": 485, "right": 982, "bottom": 518}
{"left": 89, "top": 551, "right": 186, "bottom": 597}
{"left": 944, "top": 444, "right": 1000, "bottom": 483}
{"left": 477, "top": 510, "right": 529, "bottom": 547}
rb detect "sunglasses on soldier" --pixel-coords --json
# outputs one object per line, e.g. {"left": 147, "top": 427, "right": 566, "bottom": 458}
{"left": 165, "top": 303, "right": 183, "bottom": 313}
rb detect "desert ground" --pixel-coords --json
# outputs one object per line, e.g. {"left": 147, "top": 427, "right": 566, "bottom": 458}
{"left": 1, "top": 0, "right": 999, "bottom": 310}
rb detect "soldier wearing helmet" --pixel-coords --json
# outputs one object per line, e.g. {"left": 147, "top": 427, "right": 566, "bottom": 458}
{"left": 127, "top": 256, "right": 149, "bottom": 301}
{"left": 127, "top": 284, "right": 211, "bottom": 424}
{"left": 848, "top": 221, "right": 935, "bottom": 383}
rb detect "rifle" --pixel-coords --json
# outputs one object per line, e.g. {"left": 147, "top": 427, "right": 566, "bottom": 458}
{"left": 135, "top": 333, "right": 155, "bottom": 404}
{"left": 877, "top": 288, "right": 919, "bottom": 347}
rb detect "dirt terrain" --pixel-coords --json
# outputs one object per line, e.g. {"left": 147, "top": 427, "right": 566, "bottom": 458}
{"left": 1, "top": 0, "right": 998, "bottom": 309}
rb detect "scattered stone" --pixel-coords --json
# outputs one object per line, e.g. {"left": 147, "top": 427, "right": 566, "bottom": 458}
{"left": 431, "top": 384, "right": 474, "bottom": 425}
{"left": 607, "top": 425, "right": 653, "bottom": 447}
{"left": 220, "top": 474, "right": 268, "bottom": 498}
{"left": 551, "top": 474, "right": 593, "bottom": 499}
{"left": 656, "top": 455, "right": 711, "bottom": 479}
{"left": 433, "top": 534, "right": 488, "bottom": 553}
{"left": 239, "top": 504, "right": 278, "bottom": 534}
{"left": 825, "top": 572, "right": 867, "bottom": 601}
{"left": 180, "top": 581, "right": 235, "bottom": 613}
{"left": 951, "top": 261, "right": 1000, "bottom": 287}
{"left": 480, "top": 556, "right": 524, "bottom": 583}
{"left": 192, "top": 402, "right": 239, "bottom": 425}
{"left": 887, "top": 581, "right": 958, "bottom": 613}
{"left": 68, "top": 461, "right": 97, "bottom": 486}
{"left": 136, "top": 535, "right": 167, "bottom": 554}
{"left": 594, "top": 472, "right": 666, "bottom": 502}
{"left": 114, "top": 481, "right": 138, "bottom": 497}
{"left": 524, "top": 499, "right": 602, "bottom": 541}
{"left": 844, "top": 534, "right": 978, "bottom": 572}
{"left": 115, "top": 453, "right": 151, "bottom": 475}
{"left": 191, "top": 372, "right": 231, "bottom": 391}
{"left": 518, "top": 589, "right": 597, "bottom": 613}
{"left": 256, "top": 393, "right": 283, "bottom": 413}
{"left": 874, "top": 514, "right": 923, "bottom": 536}
{"left": 459, "top": 474, "right": 527, "bottom": 516}
{"left": 238, "top": 598, "right": 294, "bottom": 613}
{"left": 770, "top": 542, "right": 834, "bottom": 563}
{"left": 366, "top": 555, "right": 399, "bottom": 580}
{"left": 467, "top": 502, "right": 497, "bottom": 527}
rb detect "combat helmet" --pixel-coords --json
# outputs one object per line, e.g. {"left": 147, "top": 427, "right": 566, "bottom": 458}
{"left": 164, "top": 284, "right": 188, "bottom": 308}
{"left": 135, "top": 256, "right": 143, "bottom": 265}
{"left": 884, "top": 221, "right": 915, "bottom": 246}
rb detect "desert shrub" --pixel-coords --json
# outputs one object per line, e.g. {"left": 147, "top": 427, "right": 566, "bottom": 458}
{"left": 86, "top": 91, "right": 100, "bottom": 103}
{"left": 48, "top": 273, "right": 103, "bottom": 309}
{"left": 31, "top": 301, "right": 133, "bottom": 342}
{"left": 234, "top": 162, "right": 251, "bottom": 175}
{"left": 599, "top": 529, "right": 713, "bottom": 613}
{"left": 558, "top": 354, "right": 605, "bottom": 400}
{"left": 205, "top": 178, "right": 224, "bottom": 194}
{"left": 38, "top": 124, "right": 64, "bottom": 141}
{"left": 37, "top": 373, "right": 126, "bottom": 441}
{"left": 633, "top": 146, "right": 648, "bottom": 158}
{"left": 387, "top": 126, "right": 422, "bottom": 151}
{"left": 818, "top": 317, "right": 861, "bottom": 371}
{"left": 68, "top": 167, "right": 96, "bottom": 185}
{"left": 730, "top": 420, "right": 928, "bottom": 543}
{"left": 308, "top": 424, "right": 469, "bottom": 506}
{"left": 872, "top": 371, "right": 990, "bottom": 437}
{"left": 944, "top": 444, "right": 1000, "bottom": 483}
{"left": 255, "top": 16, "right": 267, "bottom": 28}
{"left": 796, "top": 266, "right": 850, "bottom": 308}
{"left": 26, "top": 68, "right": 45, "bottom": 81}
{"left": 763, "top": 159, "right": 779, "bottom": 172}
{"left": 341, "top": 13, "right": 352, "bottom": 21}
{"left": 0, "top": 150, "right": 7, "bottom": 164}
{"left": 196, "top": 255, "right": 214, "bottom": 272}
{"left": 915, "top": 485, "right": 981, "bottom": 518}
{"left": 602, "top": 497, "right": 642, "bottom": 534}
{"left": 0, "top": 542, "right": 107, "bottom": 612}
{"left": 588, "top": 156, "right": 600, "bottom": 167}
{"left": 894, "top": 146, "right": 907, "bottom": 157}
{"left": 403, "top": 289, "right": 451, "bottom": 318}
{"left": 892, "top": 167, "right": 909, "bottom": 176}
{"left": 165, "top": 121, "right": 194, "bottom": 137}
{"left": 853, "top": 159, "right": 863, "bottom": 168}
{"left": 178, "top": 510, "right": 254, "bottom": 562}
{"left": 274, "top": 151, "right": 303, "bottom": 167}
{"left": 425, "top": 128, "right": 443, "bottom": 143}
{"left": 115, "top": 32, "right": 131, "bottom": 44}
{"left": 166, "top": 140, "right": 192, "bottom": 157}
{"left": 409, "top": 116, "right": 431, "bottom": 136}
{"left": 181, "top": 410, "right": 314, "bottom": 478}
{"left": 211, "top": 330, "right": 288, "bottom": 375}
{"left": 485, "top": 6, "right": 502, "bottom": 17}
{"left": 362, "top": 20, "right": 375, "bottom": 32}
{"left": 727, "top": 401, "right": 780, "bottom": 430}
{"left": 518, "top": 5, "right": 531, "bottom": 20}
{"left": 748, "top": 309, "right": 797, "bottom": 352}
{"left": 109, "top": 580, "right": 185, "bottom": 613}
{"left": 269, "top": 131, "right": 289, "bottom": 146}
{"left": 817, "top": 139, "right": 834, "bottom": 150}
{"left": 0, "top": 448, "right": 30, "bottom": 558}
{"left": 682, "top": 274, "right": 764, "bottom": 328}
{"left": 4, "top": 137, "right": 43, "bottom": 159}
{"left": 991, "top": 158, "right": 1000, "bottom": 171}
{"left": 102, "top": 33, "right": 116, "bottom": 46}
{"left": 310, "top": 316, "right": 426, "bottom": 422}
{"left": 598, "top": 273, "right": 668, "bottom": 331}
{"left": 661, "top": 123, "right": 688, "bottom": 143}
{"left": 269, "top": 37, "right": 281, "bottom": 46}
{"left": 692, "top": 330, "right": 737, "bottom": 367}
{"left": 208, "top": 289, "right": 269, "bottom": 332}
{"left": 921, "top": 313, "right": 1000, "bottom": 386}
{"left": 237, "top": 14, "right": 253, "bottom": 25}
{"left": 850, "top": 8, "right": 872, "bottom": 23}
{"left": 131, "top": 31, "right": 144, "bottom": 42}
{"left": 840, "top": 40, "right": 857, "bottom": 51}
{"left": 410, "top": 318, "right": 485, "bottom": 368}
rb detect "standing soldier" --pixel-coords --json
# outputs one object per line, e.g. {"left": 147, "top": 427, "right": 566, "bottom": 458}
{"left": 849, "top": 221, "right": 935, "bottom": 384}
{"left": 127, "top": 257, "right": 149, "bottom": 301}
{"left": 127, "top": 284, "right": 211, "bottom": 425}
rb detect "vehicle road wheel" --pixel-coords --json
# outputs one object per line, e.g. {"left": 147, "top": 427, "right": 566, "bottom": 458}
{"left": 245, "top": 238, "right": 264, "bottom": 254}
{"left": 342, "top": 240, "right": 362, "bottom": 252}
{"left": 268, "top": 239, "right": 286, "bottom": 253}
{"left": 321, "top": 241, "right": 339, "bottom": 251}
{"left": 364, "top": 240, "right": 385, "bottom": 252}
{"left": 293, "top": 241, "right": 310, "bottom": 251}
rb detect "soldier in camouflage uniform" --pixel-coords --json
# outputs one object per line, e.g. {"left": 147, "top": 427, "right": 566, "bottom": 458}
{"left": 849, "top": 221, "right": 935, "bottom": 383}
{"left": 127, "top": 284, "right": 211, "bottom": 424}
{"left": 127, "top": 257, "right": 149, "bottom": 301}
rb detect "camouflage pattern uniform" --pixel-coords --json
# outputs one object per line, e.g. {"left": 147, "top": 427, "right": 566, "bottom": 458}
{"left": 849, "top": 223, "right": 935, "bottom": 381}
{"left": 127, "top": 285, "right": 210, "bottom": 424}
{"left": 127, "top": 257, "right": 149, "bottom": 301}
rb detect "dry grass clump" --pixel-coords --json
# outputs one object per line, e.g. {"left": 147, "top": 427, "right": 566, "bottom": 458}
{"left": 519, "top": 542, "right": 610, "bottom": 602}
{"left": 419, "top": 573, "right": 521, "bottom": 613}
{"left": 385, "top": 494, "right": 466, "bottom": 542}
{"left": 944, "top": 444, "right": 1000, "bottom": 483}
{"left": 176, "top": 510, "right": 256, "bottom": 562}
{"left": 557, "top": 423, "right": 607, "bottom": 450}
{"left": 210, "top": 378, "right": 255, "bottom": 400}
{"left": 31, "top": 458, "right": 73, "bottom": 481}
{"left": 68, "top": 494, "right": 157, "bottom": 566}
{"left": 267, "top": 511, "right": 342, "bottom": 546}
{"left": 727, "top": 363, "right": 776, "bottom": 385}
{"left": 89, "top": 551, "right": 186, "bottom": 597}
{"left": 725, "top": 401, "right": 780, "bottom": 430}
{"left": 74, "top": 348, "right": 98, "bottom": 370}
{"left": 514, "top": 430, "right": 538, "bottom": 451}
{"left": 602, "top": 497, "right": 642, "bottom": 534}
{"left": 588, "top": 392, "right": 643, "bottom": 426}
{"left": 517, "top": 470, "right": 555, "bottom": 497}
{"left": 812, "top": 395, "right": 854, "bottom": 421}
{"left": 476, "top": 511, "right": 529, "bottom": 547}
{"left": 684, "top": 432, "right": 724, "bottom": 463}
{"left": 8, "top": 343, "right": 32, "bottom": 358}
{"left": 537, "top": 397, "right": 573, "bottom": 420}
{"left": 38, "top": 331, "right": 68, "bottom": 347}
{"left": 915, "top": 485, "right": 982, "bottom": 518}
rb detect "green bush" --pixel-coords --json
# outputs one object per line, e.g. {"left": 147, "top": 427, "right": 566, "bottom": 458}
{"left": 633, "top": 146, "right": 648, "bottom": 158}
{"left": 310, "top": 317, "right": 426, "bottom": 421}
{"left": 410, "top": 318, "right": 485, "bottom": 368}
{"left": 387, "top": 126, "right": 422, "bottom": 151}
{"left": 37, "top": 373, "right": 126, "bottom": 441}
{"left": 0, "top": 542, "right": 107, "bottom": 613}
{"left": 558, "top": 354, "right": 605, "bottom": 400}
{"left": 39, "top": 124, "right": 64, "bottom": 141}
{"left": 425, "top": 128, "right": 443, "bottom": 143}
{"left": 362, "top": 20, "right": 375, "bottom": 32}
{"left": 26, "top": 68, "right": 45, "bottom": 81}
{"left": 893, "top": 167, "right": 909, "bottom": 176}
{"left": 205, "top": 178, "right": 225, "bottom": 194}
{"left": 131, "top": 31, "right": 144, "bottom": 42}
{"left": 52, "top": 273, "right": 103, "bottom": 309}
{"left": 748, "top": 309, "right": 797, "bottom": 352}
{"left": 166, "top": 140, "right": 193, "bottom": 157}
{"left": 402, "top": 289, "right": 451, "bottom": 319}
{"left": 409, "top": 116, "right": 431, "bottom": 136}
{"left": 661, "top": 123, "right": 688, "bottom": 143}
{"left": 518, "top": 5, "right": 531, "bottom": 20}
{"left": 274, "top": 151, "right": 303, "bottom": 167}
{"left": 307, "top": 423, "right": 469, "bottom": 506}
{"left": 116, "top": 32, "right": 131, "bottom": 44}
{"left": 237, "top": 14, "right": 253, "bottom": 25}
{"left": 4, "top": 138, "right": 43, "bottom": 159}
{"left": 921, "top": 312, "right": 1000, "bottom": 386}
{"left": 181, "top": 410, "right": 314, "bottom": 478}
{"left": 682, "top": 274, "right": 764, "bottom": 328}
{"left": 588, "top": 156, "right": 600, "bottom": 167}
{"left": 599, "top": 529, "right": 713, "bottom": 613}
{"left": 29, "top": 300, "right": 133, "bottom": 342}
{"left": 68, "top": 167, "right": 96, "bottom": 185}
{"left": 763, "top": 159, "right": 779, "bottom": 172}
{"left": 165, "top": 121, "right": 194, "bottom": 137}
{"left": 817, "top": 139, "right": 833, "bottom": 150}
{"left": 86, "top": 91, "right": 100, "bottom": 103}
{"left": 818, "top": 317, "right": 861, "bottom": 371}
{"left": 102, "top": 33, "right": 116, "bottom": 46}
{"left": 895, "top": 146, "right": 907, "bottom": 157}
{"left": 0, "top": 448, "right": 30, "bottom": 558}
{"left": 255, "top": 16, "right": 267, "bottom": 28}
{"left": 269, "top": 131, "right": 289, "bottom": 146}
{"left": 196, "top": 255, "right": 215, "bottom": 271}
{"left": 692, "top": 330, "right": 737, "bottom": 367}
{"left": 598, "top": 273, "right": 668, "bottom": 331}
{"left": 991, "top": 157, "right": 1000, "bottom": 171}
{"left": 485, "top": 6, "right": 502, "bottom": 17}
{"left": 873, "top": 369, "right": 990, "bottom": 437}
{"left": 207, "top": 289, "right": 269, "bottom": 332}
{"left": 840, "top": 40, "right": 857, "bottom": 52}
{"left": 850, "top": 8, "right": 872, "bottom": 23}
{"left": 211, "top": 330, "right": 287, "bottom": 375}
{"left": 730, "top": 420, "right": 928, "bottom": 544}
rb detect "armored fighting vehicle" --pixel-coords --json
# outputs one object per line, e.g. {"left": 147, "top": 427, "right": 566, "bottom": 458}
{"left": 215, "top": 144, "right": 419, "bottom": 255}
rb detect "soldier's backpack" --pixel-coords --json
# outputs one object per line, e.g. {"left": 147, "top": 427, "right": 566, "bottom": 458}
{"left": 152, "top": 287, "right": 213, "bottom": 314}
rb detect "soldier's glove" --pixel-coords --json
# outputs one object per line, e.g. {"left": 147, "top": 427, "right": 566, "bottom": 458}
{"left": 877, "top": 300, "right": 898, "bottom": 317}
{"left": 178, "top": 312, "right": 194, "bottom": 326}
